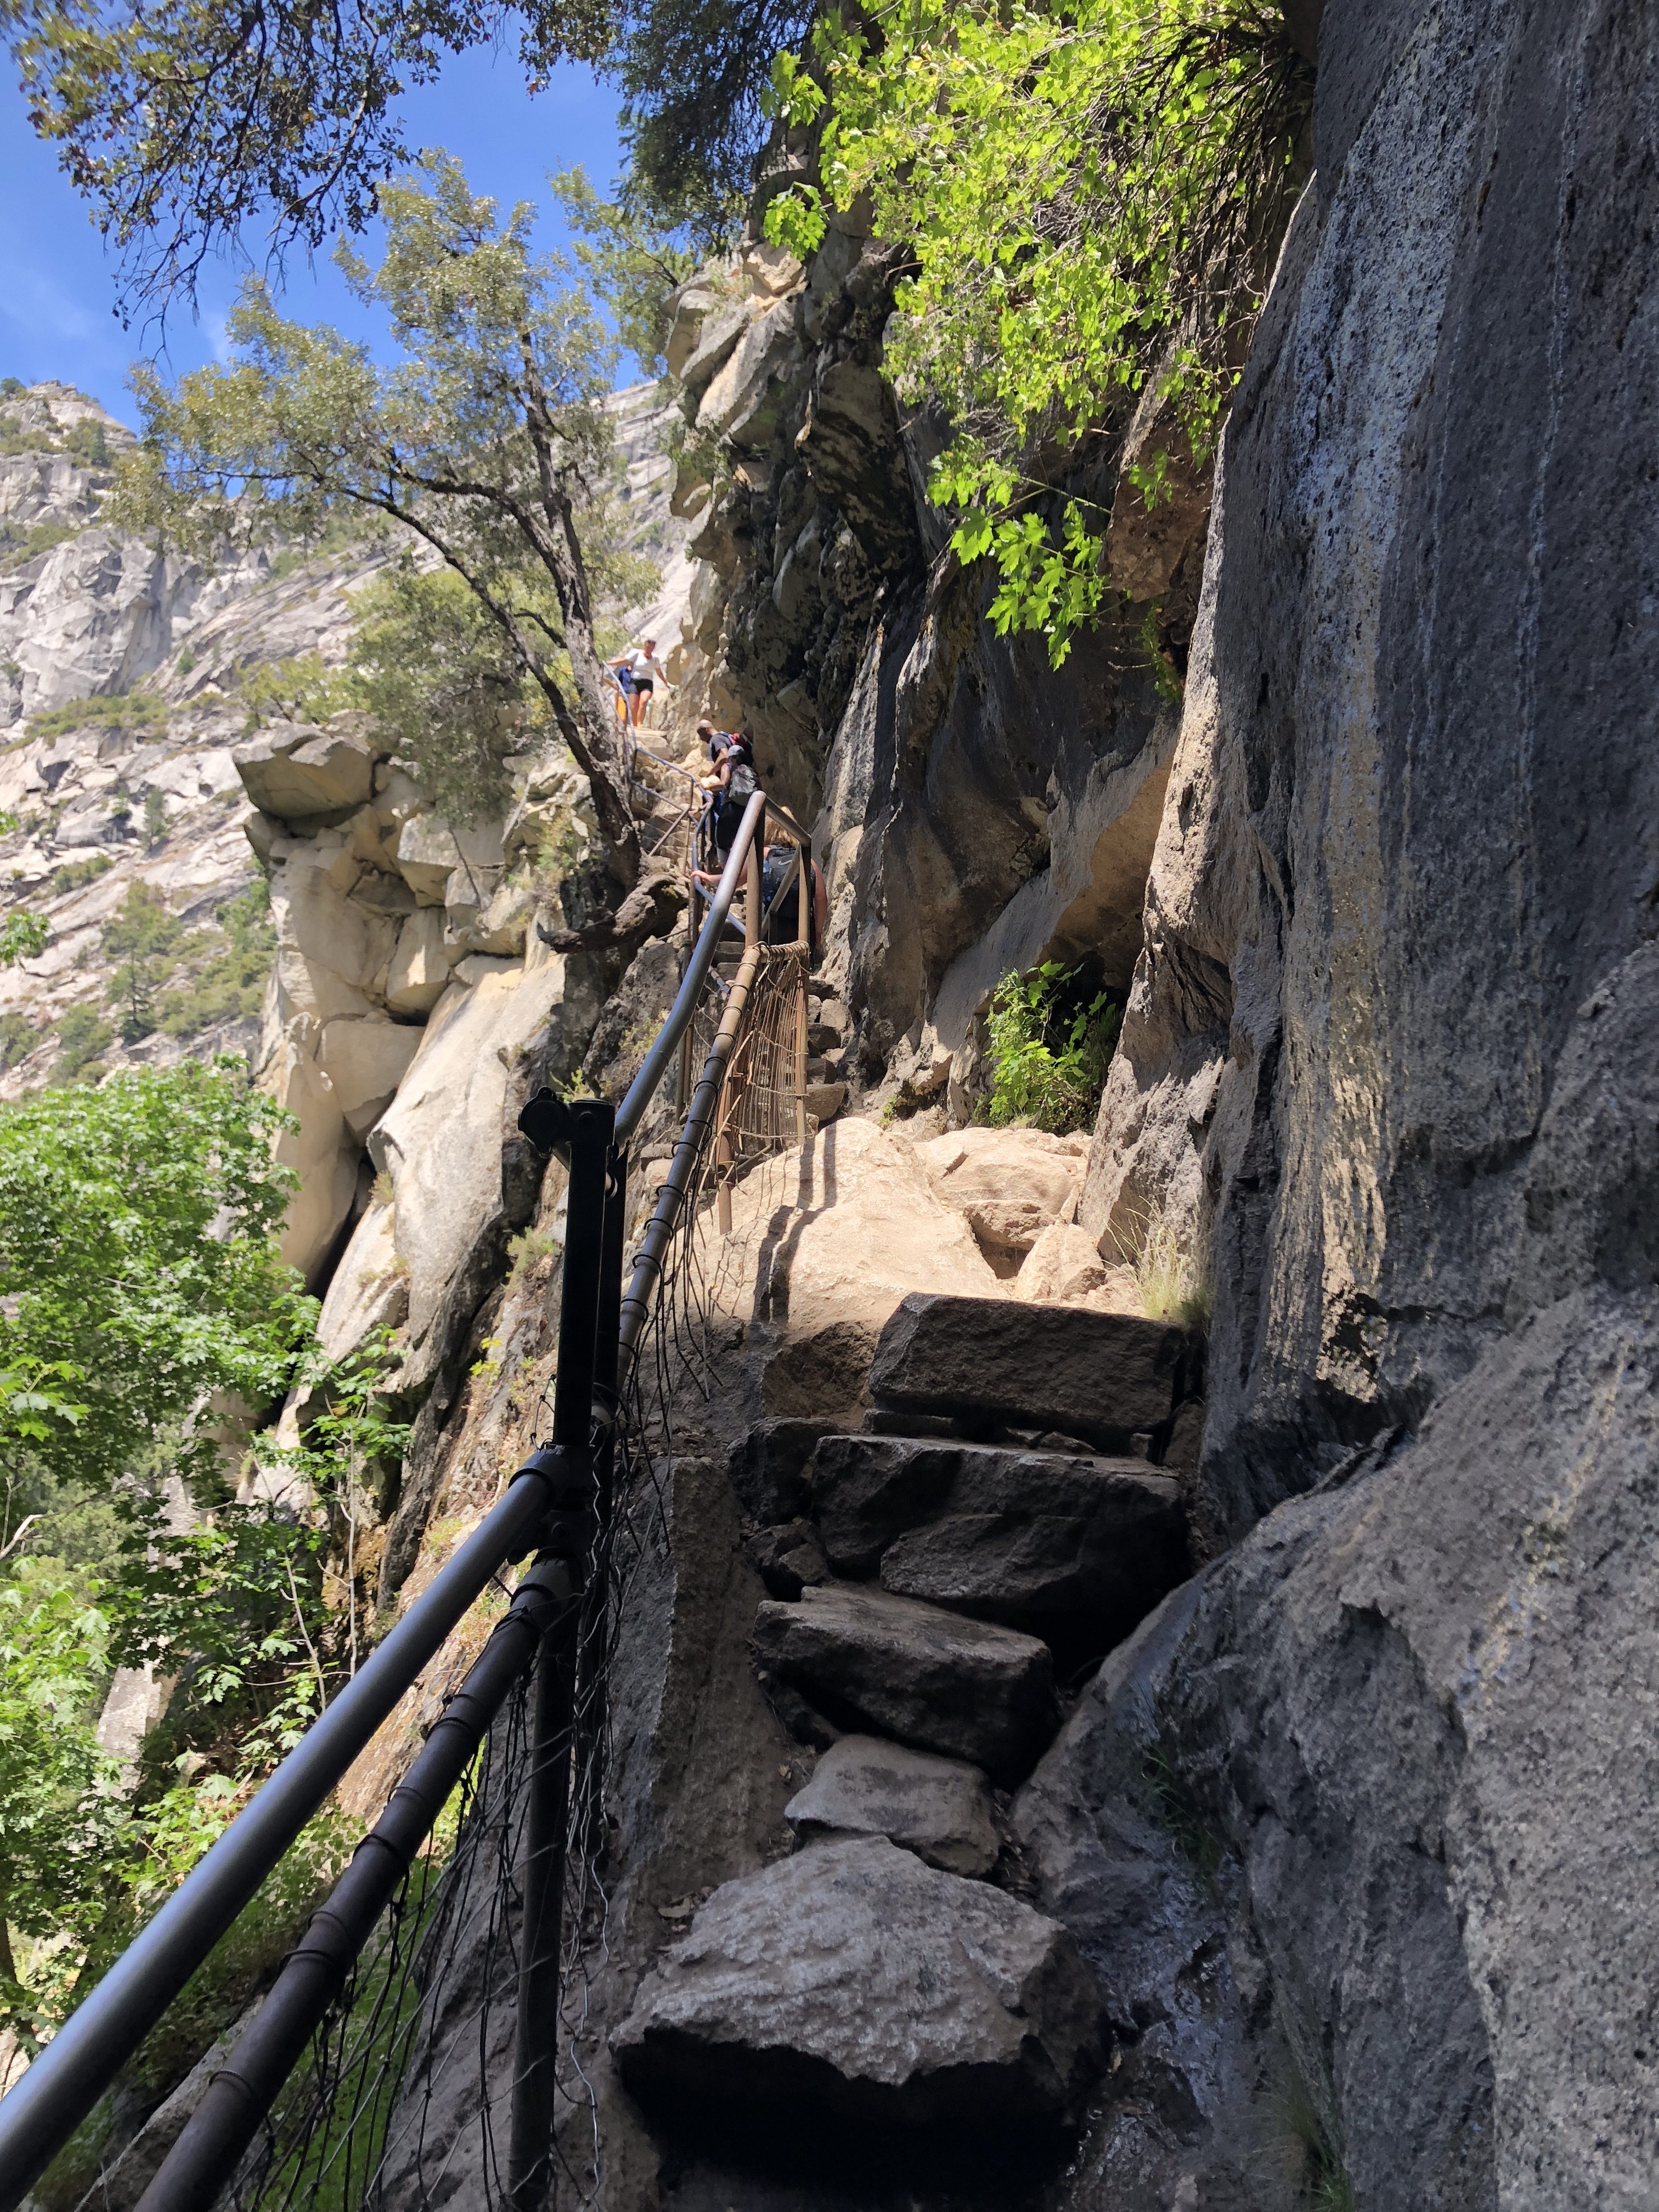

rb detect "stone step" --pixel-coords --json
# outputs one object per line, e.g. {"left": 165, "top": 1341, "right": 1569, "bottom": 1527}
{"left": 611, "top": 1836, "right": 1103, "bottom": 2126}
{"left": 752, "top": 1581, "right": 1057, "bottom": 1787}
{"left": 868, "top": 1291, "right": 1191, "bottom": 1451}
{"left": 808, "top": 1431, "right": 1188, "bottom": 1644}
{"left": 784, "top": 1734, "right": 998, "bottom": 1877}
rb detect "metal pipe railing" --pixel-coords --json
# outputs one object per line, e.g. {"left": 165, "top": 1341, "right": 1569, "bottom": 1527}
{"left": 131, "top": 1559, "right": 578, "bottom": 2212}
{"left": 615, "top": 789, "right": 766, "bottom": 1144}
{"left": 0, "top": 778, "right": 795, "bottom": 2212}
{"left": 0, "top": 1465, "right": 563, "bottom": 2212}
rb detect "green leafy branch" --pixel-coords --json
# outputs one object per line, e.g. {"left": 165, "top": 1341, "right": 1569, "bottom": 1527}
{"left": 764, "top": 0, "right": 1313, "bottom": 666}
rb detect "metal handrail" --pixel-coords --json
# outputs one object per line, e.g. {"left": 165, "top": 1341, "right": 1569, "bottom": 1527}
{"left": 0, "top": 784, "right": 789, "bottom": 2212}
{"left": 616, "top": 789, "right": 766, "bottom": 1144}
{"left": 0, "top": 1469, "right": 561, "bottom": 2210}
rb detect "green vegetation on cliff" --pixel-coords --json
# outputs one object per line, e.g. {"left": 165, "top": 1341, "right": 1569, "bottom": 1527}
{"left": 112, "top": 153, "right": 655, "bottom": 873}
{"left": 766, "top": 0, "right": 1312, "bottom": 663}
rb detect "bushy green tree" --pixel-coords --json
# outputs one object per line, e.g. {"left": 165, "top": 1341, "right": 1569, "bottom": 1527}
{"left": 114, "top": 154, "right": 646, "bottom": 881}
{"left": 348, "top": 567, "right": 544, "bottom": 828}
{"left": 102, "top": 880, "right": 182, "bottom": 1040}
{"left": 549, "top": 166, "right": 699, "bottom": 376}
{"left": 0, "top": 1059, "right": 312, "bottom": 1504}
{"left": 766, "top": 0, "right": 1312, "bottom": 665}
{"left": 0, "top": 1559, "right": 126, "bottom": 2047}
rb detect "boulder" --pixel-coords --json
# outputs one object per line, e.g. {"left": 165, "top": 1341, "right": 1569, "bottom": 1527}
{"left": 703, "top": 1119, "right": 1005, "bottom": 1376}
{"left": 868, "top": 1293, "right": 1188, "bottom": 1450}
{"left": 385, "top": 907, "right": 454, "bottom": 1016}
{"left": 752, "top": 1583, "right": 1057, "bottom": 1786}
{"left": 1014, "top": 1221, "right": 1142, "bottom": 1314}
{"left": 234, "top": 722, "right": 375, "bottom": 819}
{"left": 804, "top": 1080, "right": 846, "bottom": 1124}
{"left": 319, "top": 1016, "right": 422, "bottom": 1137}
{"left": 912, "top": 1127, "right": 1083, "bottom": 1257}
{"left": 612, "top": 1836, "right": 1101, "bottom": 2124}
{"left": 809, "top": 1434, "right": 1187, "bottom": 1641}
{"left": 393, "top": 814, "right": 505, "bottom": 904}
{"left": 370, "top": 955, "right": 566, "bottom": 1357}
{"left": 786, "top": 1735, "right": 998, "bottom": 1877}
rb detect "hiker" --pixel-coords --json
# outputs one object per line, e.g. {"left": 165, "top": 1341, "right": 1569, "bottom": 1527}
{"left": 708, "top": 730, "right": 757, "bottom": 853}
{"left": 692, "top": 836, "right": 827, "bottom": 957}
{"left": 613, "top": 637, "right": 669, "bottom": 727}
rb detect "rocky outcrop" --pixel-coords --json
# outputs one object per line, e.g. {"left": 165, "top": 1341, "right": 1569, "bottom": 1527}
{"left": 1025, "top": 1, "right": 1659, "bottom": 2203}
{"left": 657, "top": 230, "right": 1190, "bottom": 1121}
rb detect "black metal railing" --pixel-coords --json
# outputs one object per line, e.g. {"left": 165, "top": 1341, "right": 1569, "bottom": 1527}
{"left": 0, "top": 784, "right": 812, "bottom": 2212}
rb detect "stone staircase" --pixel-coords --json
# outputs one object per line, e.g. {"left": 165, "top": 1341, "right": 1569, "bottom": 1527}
{"left": 612, "top": 1290, "right": 1201, "bottom": 2143}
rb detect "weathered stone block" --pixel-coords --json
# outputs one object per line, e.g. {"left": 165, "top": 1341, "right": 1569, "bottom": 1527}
{"left": 810, "top": 1432, "right": 1188, "bottom": 1640}
{"left": 868, "top": 1293, "right": 1187, "bottom": 1448}
{"left": 752, "top": 1582, "right": 1057, "bottom": 1786}
{"left": 612, "top": 1836, "right": 1101, "bottom": 2123}
{"left": 786, "top": 1735, "right": 998, "bottom": 1877}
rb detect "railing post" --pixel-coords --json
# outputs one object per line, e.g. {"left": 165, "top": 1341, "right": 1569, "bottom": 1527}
{"left": 793, "top": 847, "right": 810, "bottom": 1148}
{"left": 509, "top": 1092, "right": 613, "bottom": 2212}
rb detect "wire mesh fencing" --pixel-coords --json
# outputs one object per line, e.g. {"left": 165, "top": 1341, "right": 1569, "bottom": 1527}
{"left": 184, "top": 847, "right": 814, "bottom": 2212}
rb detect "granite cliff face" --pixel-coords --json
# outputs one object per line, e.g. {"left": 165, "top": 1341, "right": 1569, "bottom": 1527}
{"left": 19, "top": 3, "right": 1658, "bottom": 2197}
{"left": 511, "top": 5, "right": 1655, "bottom": 2205}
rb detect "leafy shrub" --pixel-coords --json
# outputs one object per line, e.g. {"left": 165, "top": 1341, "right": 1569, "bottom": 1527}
{"left": 0, "top": 1559, "right": 126, "bottom": 2051}
{"left": 981, "top": 960, "right": 1120, "bottom": 1134}
{"left": 236, "top": 650, "right": 353, "bottom": 730}
{"left": 0, "top": 521, "right": 75, "bottom": 573}
{"left": 63, "top": 420, "right": 110, "bottom": 469}
{"left": 0, "top": 913, "right": 48, "bottom": 966}
{"left": 153, "top": 883, "right": 275, "bottom": 1037}
{"left": 50, "top": 1006, "right": 113, "bottom": 1084}
{"left": 50, "top": 854, "right": 114, "bottom": 898}
{"left": 27, "top": 692, "right": 167, "bottom": 744}
{"left": 0, "top": 1013, "right": 38, "bottom": 1071}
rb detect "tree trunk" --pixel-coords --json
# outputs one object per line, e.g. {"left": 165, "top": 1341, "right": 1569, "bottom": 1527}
{"left": 520, "top": 348, "right": 642, "bottom": 889}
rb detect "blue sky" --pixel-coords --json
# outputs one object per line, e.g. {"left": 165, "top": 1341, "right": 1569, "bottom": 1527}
{"left": 0, "top": 50, "right": 631, "bottom": 425}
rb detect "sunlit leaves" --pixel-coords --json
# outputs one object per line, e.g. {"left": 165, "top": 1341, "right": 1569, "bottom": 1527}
{"left": 765, "top": 0, "right": 1310, "bottom": 665}
{"left": 0, "top": 1059, "right": 312, "bottom": 1502}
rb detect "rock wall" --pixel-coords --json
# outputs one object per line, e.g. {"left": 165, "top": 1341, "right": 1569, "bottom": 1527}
{"left": 1043, "top": 1, "right": 1659, "bottom": 2203}
{"left": 658, "top": 232, "right": 1192, "bottom": 1119}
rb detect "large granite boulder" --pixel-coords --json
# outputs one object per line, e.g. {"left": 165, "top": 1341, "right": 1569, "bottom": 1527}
{"left": 752, "top": 1582, "right": 1057, "bottom": 1786}
{"left": 612, "top": 1836, "right": 1102, "bottom": 2124}
{"left": 868, "top": 1293, "right": 1188, "bottom": 1448}
{"left": 234, "top": 721, "right": 375, "bottom": 819}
